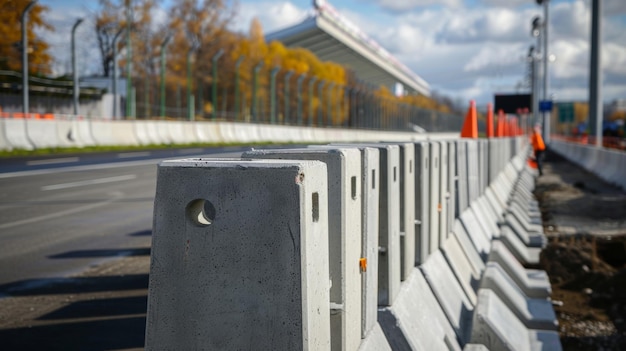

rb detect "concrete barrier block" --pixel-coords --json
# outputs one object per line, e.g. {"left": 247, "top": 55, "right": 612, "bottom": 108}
{"left": 456, "top": 140, "right": 469, "bottom": 216}
{"left": 502, "top": 215, "right": 546, "bottom": 248}
{"left": 314, "top": 144, "right": 380, "bottom": 338}
{"left": 447, "top": 140, "right": 457, "bottom": 233}
{"left": 413, "top": 142, "right": 430, "bottom": 264}
{"left": 441, "top": 235, "right": 480, "bottom": 306}
{"left": 54, "top": 119, "right": 79, "bottom": 148}
{"left": 389, "top": 268, "right": 462, "bottom": 351}
{"left": 243, "top": 147, "right": 362, "bottom": 351}
{"left": 470, "top": 204, "right": 498, "bottom": 240}
{"left": 392, "top": 142, "right": 416, "bottom": 281}
{"left": 144, "top": 121, "right": 163, "bottom": 144}
{"left": 439, "top": 141, "right": 450, "bottom": 248}
{"left": 500, "top": 227, "right": 541, "bottom": 265}
{"left": 478, "top": 140, "right": 488, "bottom": 193}
{"left": 329, "top": 143, "right": 402, "bottom": 307}
{"left": 466, "top": 141, "right": 480, "bottom": 204}
{"left": 133, "top": 121, "right": 152, "bottom": 145}
{"left": 26, "top": 119, "right": 59, "bottom": 148}
{"left": 471, "top": 289, "right": 562, "bottom": 351}
{"left": 464, "top": 344, "right": 489, "bottom": 351}
{"left": 0, "top": 119, "right": 10, "bottom": 150}
{"left": 156, "top": 121, "right": 173, "bottom": 144}
{"left": 488, "top": 241, "right": 551, "bottom": 299}
{"left": 429, "top": 141, "right": 442, "bottom": 255}
{"left": 481, "top": 262, "right": 558, "bottom": 330}
{"left": 421, "top": 250, "right": 474, "bottom": 345}
{"left": 459, "top": 210, "right": 491, "bottom": 258}
{"left": 4, "top": 119, "right": 34, "bottom": 150}
{"left": 357, "top": 323, "right": 392, "bottom": 351}
{"left": 451, "top": 221, "right": 486, "bottom": 274}
{"left": 146, "top": 159, "right": 331, "bottom": 350}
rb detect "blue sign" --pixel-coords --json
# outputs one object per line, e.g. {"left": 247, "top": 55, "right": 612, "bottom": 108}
{"left": 539, "top": 100, "right": 553, "bottom": 112}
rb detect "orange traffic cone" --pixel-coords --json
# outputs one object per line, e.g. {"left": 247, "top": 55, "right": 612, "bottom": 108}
{"left": 496, "top": 109, "right": 505, "bottom": 137}
{"left": 461, "top": 100, "right": 478, "bottom": 138}
{"left": 486, "top": 103, "right": 494, "bottom": 138}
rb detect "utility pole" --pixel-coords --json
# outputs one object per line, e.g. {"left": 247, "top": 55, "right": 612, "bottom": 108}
{"left": 71, "top": 18, "right": 84, "bottom": 116}
{"left": 125, "top": 0, "right": 133, "bottom": 119}
{"left": 589, "top": 0, "right": 603, "bottom": 147}
{"left": 21, "top": 1, "right": 37, "bottom": 116}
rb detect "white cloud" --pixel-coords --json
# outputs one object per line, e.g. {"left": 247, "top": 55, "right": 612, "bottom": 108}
{"left": 229, "top": 2, "right": 310, "bottom": 34}
{"left": 366, "top": 0, "right": 463, "bottom": 12}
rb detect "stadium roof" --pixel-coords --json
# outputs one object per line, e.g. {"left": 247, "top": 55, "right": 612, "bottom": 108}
{"left": 266, "top": 0, "right": 430, "bottom": 97}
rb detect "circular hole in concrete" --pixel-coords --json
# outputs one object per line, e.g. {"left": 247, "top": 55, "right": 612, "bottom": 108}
{"left": 187, "top": 199, "right": 216, "bottom": 226}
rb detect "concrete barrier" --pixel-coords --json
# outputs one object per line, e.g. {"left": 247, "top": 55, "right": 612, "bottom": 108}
{"left": 0, "top": 119, "right": 10, "bottom": 150}
{"left": 146, "top": 159, "right": 331, "bottom": 350}
{"left": 471, "top": 289, "right": 562, "bottom": 351}
{"left": 243, "top": 148, "right": 362, "bottom": 351}
{"left": 91, "top": 120, "right": 139, "bottom": 146}
{"left": 54, "top": 119, "right": 80, "bottom": 148}
{"left": 4, "top": 118, "right": 34, "bottom": 150}
{"left": 428, "top": 141, "right": 441, "bottom": 255}
{"left": 413, "top": 142, "right": 430, "bottom": 264}
{"left": 26, "top": 119, "right": 59, "bottom": 148}
{"left": 438, "top": 141, "right": 450, "bottom": 249}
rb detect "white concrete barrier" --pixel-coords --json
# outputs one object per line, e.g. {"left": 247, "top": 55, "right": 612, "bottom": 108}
{"left": 4, "top": 119, "right": 34, "bottom": 150}
{"left": 54, "top": 119, "right": 80, "bottom": 148}
{"left": 428, "top": 141, "right": 441, "bottom": 255}
{"left": 413, "top": 142, "right": 430, "bottom": 264}
{"left": 243, "top": 148, "right": 362, "bottom": 351}
{"left": 0, "top": 119, "right": 11, "bottom": 150}
{"left": 146, "top": 159, "right": 331, "bottom": 350}
{"left": 91, "top": 120, "right": 139, "bottom": 146}
{"left": 26, "top": 119, "right": 59, "bottom": 148}
{"left": 194, "top": 121, "right": 222, "bottom": 143}
{"left": 471, "top": 289, "right": 562, "bottom": 351}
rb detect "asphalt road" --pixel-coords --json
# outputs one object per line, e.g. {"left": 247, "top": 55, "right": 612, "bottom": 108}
{"left": 0, "top": 146, "right": 246, "bottom": 289}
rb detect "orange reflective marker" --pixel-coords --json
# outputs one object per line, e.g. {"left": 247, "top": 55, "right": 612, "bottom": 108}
{"left": 359, "top": 257, "right": 367, "bottom": 273}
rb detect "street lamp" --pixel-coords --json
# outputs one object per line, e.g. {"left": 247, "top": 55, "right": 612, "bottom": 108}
{"left": 535, "top": 0, "right": 550, "bottom": 141}
{"left": 111, "top": 28, "right": 126, "bottom": 119}
{"left": 71, "top": 18, "right": 84, "bottom": 116}
{"left": 21, "top": 1, "right": 37, "bottom": 116}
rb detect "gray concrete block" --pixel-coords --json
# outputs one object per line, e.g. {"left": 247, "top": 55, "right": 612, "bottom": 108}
{"left": 502, "top": 215, "right": 546, "bottom": 248}
{"left": 456, "top": 140, "right": 469, "bottom": 214}
{"left": 243, "top": 148, "right": 362, "bottom": 351}
{"left": 488, "top": 241, "right": 551, "bottom": 299}
{"left": 331, "top": 143, "right": 402, "bottom": 307}
{"left": 464, "top": 344, "right": 489, "bottom": 351}
{"left": 500, "top": 226, "right": 541, "bottom": 265}
{"left": 413, "top": 142, "right": 430, "bottom": 265}
{"left": 448, "top": 140, "right": 458, "bottom": 235}
{"left": 471, "top": 289, "right": 562, "bottom": 351}
{"left": 390, "top": 268, "right": 462, "bottom": 351}
{"left": 311, "top": 145, "right": 381, "bottom": 337}
{"left": 357, "top": 323, "right": 392, "bottom": 351}
{"left": 466, "top": 141, "right": 480, "bottom": 204}
{"left": 429, "top": 142, "right": 442, "bottom": 255}
{"left": 459, "top": 210, "right": 491, "bottom": 258}
{"left": 441, "top": 235, "right": 481, "bottom": 306}
{"left": 451, "top": 221, "right": 486, "bottom": 274}
{"left": 439, "top": 141, "right": 450, "bottom": 249}
{"left": 421, "top": 250, "right": 474, "bottom": 345}
{"left": 146, "top": 159, "right": 331, "bottom": 350}
{"left": 389, "top": 142, "right": 416, "bottom": 282}
{"left": 481, "top": 262, "right": 558, "bottom": 330}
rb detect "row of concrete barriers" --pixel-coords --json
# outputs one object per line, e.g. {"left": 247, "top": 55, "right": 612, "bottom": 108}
{"left": 0, "top": 117, "right": 456, "bottom": 151}
{"left": 145, "top": 136, "right": 561, "bottom": 350}
{"left": 549, "top": 139, "right": 626, "bottom": 191}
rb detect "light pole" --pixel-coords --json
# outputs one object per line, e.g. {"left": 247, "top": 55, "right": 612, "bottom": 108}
{"left": 112, "top": 28, "right": 126, "bottom": 119}
{"left": 159, "top": 34, "right": 171, "bottom": 119}
{"left": 71, "top": 18, "right": 84, "bottom": 116}
{"left": 211, "top": 49, "right": 224, "bottom": 120}
{"left": 186, "top": 40, "right": 199, "bottom": 121}
{"left": 21, "top": 1, "right": 37, "bottom": 116}
{"left": 125, "top": 1, "right": 133, "bottom": 119}
{"left": 536, "top": 0, "right": 550, "bottom": 141}
{"left": 589, "top": 0, "right": 603, "bottom": 147}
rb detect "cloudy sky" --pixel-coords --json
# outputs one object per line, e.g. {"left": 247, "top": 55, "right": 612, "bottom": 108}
{"left": 40, "top": 0, "right": 626, "bottom": 106}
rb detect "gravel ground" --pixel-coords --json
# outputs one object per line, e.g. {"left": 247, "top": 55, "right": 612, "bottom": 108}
{"left": 535, "top": 149, "right": 626, "bottom": 350}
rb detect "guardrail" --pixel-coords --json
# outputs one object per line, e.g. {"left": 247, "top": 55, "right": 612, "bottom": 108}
{"left": 145, "top": 136, "right": 562, "bottom": 350}
{"left": 549, "top": 139, "right": 626, "bottom": 191}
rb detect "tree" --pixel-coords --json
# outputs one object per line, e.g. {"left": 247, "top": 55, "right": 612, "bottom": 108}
{"left": 0, "top": 0, "right": 53, "bottom": 74}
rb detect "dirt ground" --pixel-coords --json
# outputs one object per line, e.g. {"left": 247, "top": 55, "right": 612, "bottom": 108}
{"left": 535, "top": 150, "right": 626, "bottom": 350}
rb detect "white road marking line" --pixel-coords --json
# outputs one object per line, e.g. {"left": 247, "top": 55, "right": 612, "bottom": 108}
{"left": 117, "top": 151, "right": 151, "bottom": 158}
{"left": 27, "top": 157, "right": 79, "bottom": 166}
{"left": 0, "top": 192, "right": 124, "bottom": 230}
{"left": 41, "top": 174, "right": 137, "bottom": 191}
